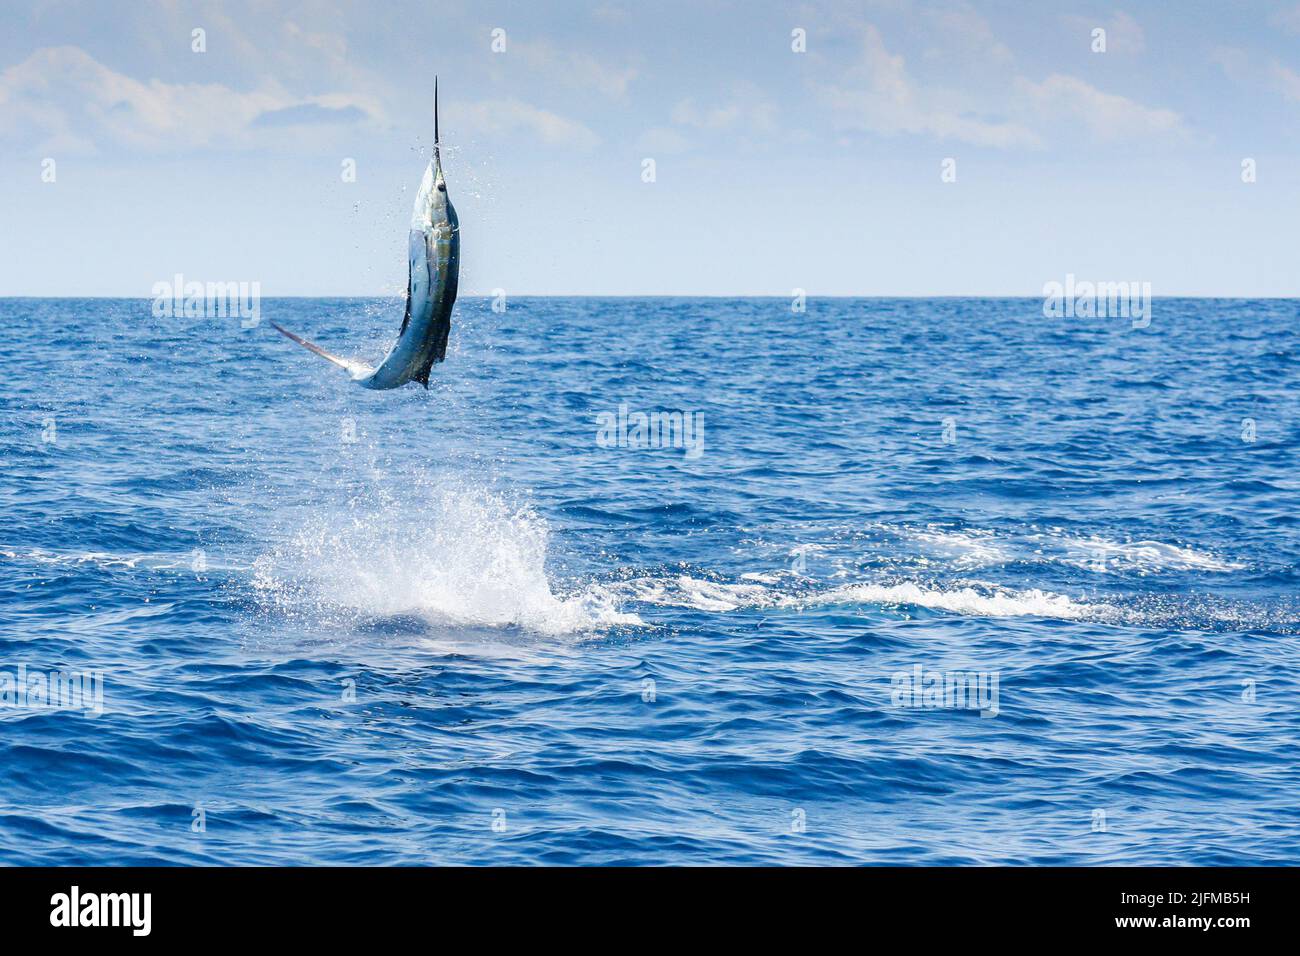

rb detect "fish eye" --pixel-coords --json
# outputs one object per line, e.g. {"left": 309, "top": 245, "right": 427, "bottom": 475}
{"left": 437, "top": 183, "right": 446, "bottom": 192}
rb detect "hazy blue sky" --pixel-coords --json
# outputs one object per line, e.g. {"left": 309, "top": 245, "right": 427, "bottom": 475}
{"left": 1, "top": 0, "right": 1298, "bottom": 295}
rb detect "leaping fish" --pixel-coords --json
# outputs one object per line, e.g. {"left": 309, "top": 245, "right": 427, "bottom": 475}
{"left": 271, "top": 78, "right": 460, "bottom": 390}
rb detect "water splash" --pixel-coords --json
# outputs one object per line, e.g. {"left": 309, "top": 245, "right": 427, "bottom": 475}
{"left": 250, "top": 480, "right": 640, "bottom": 635}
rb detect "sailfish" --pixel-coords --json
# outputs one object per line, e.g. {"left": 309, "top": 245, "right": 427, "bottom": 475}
{"left": 270, "top": 79, "right": 460, "bottom": 389}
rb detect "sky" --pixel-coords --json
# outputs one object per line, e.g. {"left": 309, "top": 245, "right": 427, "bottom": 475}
{"left": 0, "top": 0, "right": 1298, "bottom": 296}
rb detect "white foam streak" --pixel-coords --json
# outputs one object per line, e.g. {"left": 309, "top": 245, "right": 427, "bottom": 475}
{"left": 875, "top": 523, "right": 1244, "bottom": 575}
{"left": 908, "top": 528, "right": 1011, "bottom": 570}
{"left": 604, "top": 575, "right": 775, "bottom": 612}
{"left": 804, "top": 582, "right": 1100, "bottom": 619}
{"left": 595, "top": 574, "right": 1099, "bottom": 621}
{"left": 1051, "top": 535, "right": 1245, "bottom": 573}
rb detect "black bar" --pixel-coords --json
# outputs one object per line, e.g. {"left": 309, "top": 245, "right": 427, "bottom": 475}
{"left": 0, "top": 867, "right": 1288, "bottom": 942}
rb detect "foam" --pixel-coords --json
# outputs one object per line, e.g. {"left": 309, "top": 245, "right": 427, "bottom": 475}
{"left": 594, "top": 574, "right": 1099, "bottom": 621}
{"left": 1050, "top": 535, "right": 1245, "bottom": 573}
{"left": 802, "top": 581, "right": 1101, "bottom": 619}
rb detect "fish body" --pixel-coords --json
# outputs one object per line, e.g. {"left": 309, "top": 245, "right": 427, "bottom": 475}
{"left": 271, "top": 78, "right": 458, "bottom": 390}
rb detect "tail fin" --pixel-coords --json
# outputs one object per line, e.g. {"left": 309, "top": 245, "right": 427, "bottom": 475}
{"left": 270, "top": 322, "right": 373, "bottom": 379}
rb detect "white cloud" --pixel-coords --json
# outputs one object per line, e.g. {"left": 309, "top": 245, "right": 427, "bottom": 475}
{"left": 628, "top": 82, "right": 777, "bottom": 155}
{"left": 1269, "top": 62, "right": 1300, "bottom": 102}
{"left": 282, "top": 20, "right": 348, "bottom": 61}
{"left": 1213, "top": 47, "right": 1300, "bottom": 106}
{"left": 0, "top": 45, "right": 380, "bottom": 153}
{"left": 634, "top": 126, "right": 691, "bottom": 154}
{"left": 924, "top": 2, "right": 1013, "bottom": 63}
{"left": 819, "top": 24, "right": 1041, "bottom": 148}
{"left": 1017, "top": 73, "right": 1185, "bottom": 140}
{"left": 513, "top": 39, "right": 636, "bottom": 99}
{"left": 817, "top": 22, "right": 1184, "bottom": 148}
{"left": 458, "top": 98, "right": 600, "bottom": 150}
{"left": 591, "top": 3, "right": 631, "bottom": 23}
{"left": 1211, "top": 47, "right": 1251, "bottom": 84}
{"left": 670, "top": 84, "right": 777, "bottom": 133}
{"left": 0, "top": 45, "right": 599, "bottom": 156}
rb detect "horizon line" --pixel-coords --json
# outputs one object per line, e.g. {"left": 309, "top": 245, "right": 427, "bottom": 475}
{"left": 2, "top": 293, "right": 1298, "bottom": 300}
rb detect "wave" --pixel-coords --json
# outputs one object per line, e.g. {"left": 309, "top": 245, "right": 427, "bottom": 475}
{"left": 803, "top": 581, "right": 1101, "bottom": 618}
{"left": 593, "top": 574, "right": 1101, "bottom": 620}
{"left": 1044, "top": 534, "right": 1245, "bottom": 573}
{"left": 905, "top": 528, "right": 1012, "bottom": 570}
{"left": 834, "top": 522, "right": 1246, "bottom": 575}
{"left": 2, "top": 519, "right": 1272, "bottom": 637}
{"left": 0, "top": 545, "right": 266, "bottom": 577}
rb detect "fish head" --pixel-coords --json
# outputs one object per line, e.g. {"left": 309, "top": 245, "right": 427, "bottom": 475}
{"left": 411, "top": 156, "right": 454, "bottom": 230}
{"left": 422, "top": 75, "right": 454, "bottom": 227}
{"left": 433, "top": 153, "right": 451, "bottom": 214}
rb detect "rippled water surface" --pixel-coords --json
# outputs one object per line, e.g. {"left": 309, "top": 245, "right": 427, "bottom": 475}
{"left": 1, "top": 297, "right": 1297, "bottom": 864}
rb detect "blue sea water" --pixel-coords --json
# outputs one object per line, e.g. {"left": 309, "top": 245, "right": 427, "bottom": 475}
{"left": 1, "top": 296, "right": 1297, "bottom": 865}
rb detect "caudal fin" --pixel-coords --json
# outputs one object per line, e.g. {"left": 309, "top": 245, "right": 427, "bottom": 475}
{"left": 270, "top": 322, "right": 374, "bottom": 379}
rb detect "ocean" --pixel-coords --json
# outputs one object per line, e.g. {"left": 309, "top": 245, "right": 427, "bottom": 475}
{"left": 1, "top": 296, "right": 1297, "bottom": 865}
